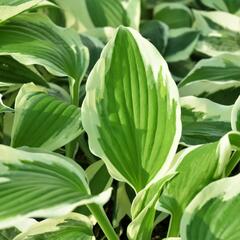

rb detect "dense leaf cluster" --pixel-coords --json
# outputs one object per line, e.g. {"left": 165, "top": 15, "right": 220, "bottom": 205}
{"left": 0, "top": 0, "right": 240, "bottom": 239}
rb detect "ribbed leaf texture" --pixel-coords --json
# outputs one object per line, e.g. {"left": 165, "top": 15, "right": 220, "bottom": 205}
{"left": 11, "top": 84, "right": 82, "bottom": 151}
{"left": 82, "top": 26, "right": 181, "bottom": 192}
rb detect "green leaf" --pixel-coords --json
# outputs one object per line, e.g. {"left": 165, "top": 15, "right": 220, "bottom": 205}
{"left": 54, "top": 0, "right": 140, "bottom": 32}
{"left": 194, "top": 10, "right": 240, "bottom": 56}
{"left": 0, "top": 0, "right": 42, "bottom": 23}
{"left": 0, "top": 56, "right": 48, "bottom": 86}
{"left": 164, "top": 28, "right": 199, "bottom": 62}
{"left": 0, "top": 13, "right": 89, "bottom": 84}
{"left": 112, "top": 182, "right": 132, "bottom": 228}
{"left": 181, "top": 96, "right": 232, "bottom": 145}
{"left": 179, "top": 80, "right": 240, "bottom": 105}
{"left": 168, "top": 60, "right": 196, "bottom": 82}
{"left": 0, "top": 145, "right": 112, "bottom": 229}
{"left": 82, "top": 26, "right": 181, "bottom": 192}
{"left": 127, "top": 174, "right": 175, "bottom": 240}
{"left": 0, "top": 94, "right": 14, "bottom": 114}
{"left": 11, "top": 83, "right": 82, "bottom": 151}
{"left": 86, "top": 160, "right": 112, "bottom": 195}
{"left": 80, "top": 35, "right": 104, "bottom": 72}
{"left": 85, "top": 0, "right": 129, "bottom": 28}
{"left": 181, "top": 173, "right": 240, "bottom": 239}
{"left": 154, "top": 3, "right": 193, "bottom": 29}
{"left": 140, "top": 20, "right": 169, "bottom": 54}
{"left": 231, "top": 96, "right": 240, "bottom": 131}
{"left": 0, "top": 227, "right": 20, "bottom": 240}
{"left": 200, "top": 0, "right": 240, "bottom": 14}
{"left": 179, "top": 54, "right": 240, "bottom": 87}
{"left": 159, "top": 132, "right": 240, "bottom": 237}
{"left": 14, "top": 213, "right": 94, "bottom": 240}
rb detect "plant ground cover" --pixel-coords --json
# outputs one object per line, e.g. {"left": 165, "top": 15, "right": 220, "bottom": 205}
{"left": 0, "top": 0, "right": 240, "bottom": 239}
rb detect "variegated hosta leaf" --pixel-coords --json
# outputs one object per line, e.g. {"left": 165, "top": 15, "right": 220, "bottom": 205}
{"left": 112, "top": 182, "right": 132, "bottom": 228}
{"left": 164, "top": 28, "right": 199, "bottom": 62}
{"left": 181, "top": 96, "right": 232, "bottom": 145}
{"left": 0, "top": 13, "right": 89, "bottom": 87}
{"left": 0, "top": 0, "right": 42, "bottom": 23}
{"left": 179, "top": 80, "right": 240, "bottom": 105}
{"left": 54, "top": 0, "right": 140, "bottom": 32}
{"left": 231, "top": 96, "right": 240, "bottom": 131}
{"left": 14, "top": 213, "right": 94, "bottom": 240}
{"left": 179, "top": 54, "right": 240, "bottom": 105}
{"left": 86, "top": 160, "right": 112, "bottom": 195}
{"left": 158, "top": 132, "right": 240, "bottom": 237}
{"left": 0, "top": 94, "right": 14, "bottom": 114}
{"left": 179, "top": 54, "right": 240, "bottom": 88}
{"left": 168, "top": 60, "right": 195, "bottom": 82}
{"left": 194, "top": 10, "right": 240, "bottom": 56}
{"left": 82, "top": 26, "right": 181, "bottom": 192}
{"left": 181, "top": 173, "right": 240, "bottom": 240}
{"left": 154, "top": 3, "right": 193, "bottom": 29}
{"left": 200, "top": 0, "right": 240, "bottom": 14}
{"left": 0, "top": 145, "right": 111, "bottom": 229}
{"left": 140, "top": 20, "right": 169, "bottom": 55}
{"left": 75, "top": 161, "right": 112, "bottom": 223}
{"left": 11, "top": 83, "right": 82, "bottom": 151}
{"left": 80, "top": 35, "right": 105, "bottom": 72}
{"left": 0, "top": 218, "right": 39, "bottom": 240}
{"left": 127, "top": 174, "right": 175, "bottom": 240}
{"left": 0, "top": 56, "right": 48, "bottom": 86}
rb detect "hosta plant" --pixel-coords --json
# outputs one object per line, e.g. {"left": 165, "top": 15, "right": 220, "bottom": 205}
{"left": 0, "top": 0, "right": 240, "bottom": 239}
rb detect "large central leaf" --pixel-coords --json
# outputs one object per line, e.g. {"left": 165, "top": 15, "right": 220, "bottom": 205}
{"left": 82, "top": 26, "right": 181, "bottom": 192}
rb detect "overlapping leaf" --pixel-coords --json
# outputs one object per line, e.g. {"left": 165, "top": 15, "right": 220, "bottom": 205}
{"left": 179, "top": 54, "right": 240, "bottom": 104}
{"left": 181, "top": 173, "right": 240, "bottom": 239}
{"left": 0, "top": 13, "right": 89, "bottom": 84}
{"left": 140, "top": 20, "right": 169, "bottom": 54}
{"left": 82, "top": 26, "right": 181, "bottom": 192}
{"left": 11, "top": 83, "right": 82, "bottom": 151}
{"left": 0, "top": 94, "right": 14, "bottom": 114}
{"left": 14, "top": 213, "right": 94, "bottom": 240}
{"left": 0, "top": 0, "right": 42, "bottom": 23}
{"left": 54, "top": 0, "right": 140, "bottom": 32}
{"left": 194, "top": 10, "right": 240, "bottom": 56}
{"left": 0, "top": 145, "right": 111, "bottom": 229}
{"left": 179, "top": 54, "right": 240, "bottom": 87}
{"left": 158, "top": 132, "right": 240, "bottom": 237}
{"left": 127, "top": 174, "right": 175, "bottom": 240}
{"left": 86, "top": 160, "right": 112, "bottom": 195}
{"left": 164, "top": 28, "right": 199, "bottom": 62}
{"left": 180, "top": 72, "right": 240, "bottom": 106}
{"left": 181, "top": 96, "right": 232, "bottom": 145}
{"left": 231, "top": 96, "right": 240, "bottom": 131}
{"left": 154, "top": 3, "right": 193, "bottom": 29}
{"left": 0, "top": 56, "right": 48, "bottom": 86}
{"left": 112, "top": 183, "right": 132, "bottom": 228}
{"left": 200, "top": 0, "right": 240, "bottom": 14}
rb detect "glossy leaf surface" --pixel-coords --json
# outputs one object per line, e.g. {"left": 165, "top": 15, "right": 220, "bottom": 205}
{"left": 82, "top": 26, "right": 181, "bottom": 191}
